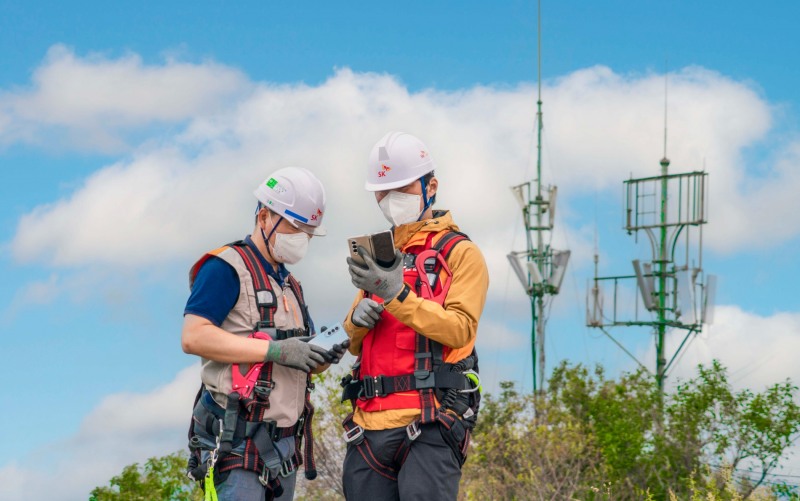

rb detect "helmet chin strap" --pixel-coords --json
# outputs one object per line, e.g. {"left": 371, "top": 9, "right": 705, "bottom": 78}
{"left": 260, "top": 211, "right": 284, "bottom": 263}
{"left": 416, "top": 176, "right": 435, "bottom": 221}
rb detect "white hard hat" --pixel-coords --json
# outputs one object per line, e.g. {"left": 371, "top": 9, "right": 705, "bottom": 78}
{"left": 365, "top": 132, "right": 436, "bottom": 191}
{"left": 254, "top": 167, "right": 327, "bottom": 236}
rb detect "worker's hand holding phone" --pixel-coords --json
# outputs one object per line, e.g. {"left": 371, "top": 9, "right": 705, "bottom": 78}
{"left": 347, "top": 230, "right": 396, "bottom": 268}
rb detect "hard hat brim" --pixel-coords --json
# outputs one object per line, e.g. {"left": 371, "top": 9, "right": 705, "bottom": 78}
{"left": 364, "top": 178, "right": 420, "bottom": 192}
{"left": 289, "top": 219, "right": 327, "bottom": 236}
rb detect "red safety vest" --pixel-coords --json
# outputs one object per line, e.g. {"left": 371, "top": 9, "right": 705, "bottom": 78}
{"left": 356, "top": 231, "right": 459, "bottom": 413}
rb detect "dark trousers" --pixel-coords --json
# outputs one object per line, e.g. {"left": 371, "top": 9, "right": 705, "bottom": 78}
{"left": 342, "top": 422, "right": 463, "bottom": 501}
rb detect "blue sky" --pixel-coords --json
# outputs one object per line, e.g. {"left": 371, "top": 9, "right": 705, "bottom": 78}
{"left": 2, "top": 1, "right": 800, "bottom": 498}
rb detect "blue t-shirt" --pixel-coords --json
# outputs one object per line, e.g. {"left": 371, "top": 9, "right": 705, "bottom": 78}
{"left": 184, "top": 236, "right": 292, "bottom": 327}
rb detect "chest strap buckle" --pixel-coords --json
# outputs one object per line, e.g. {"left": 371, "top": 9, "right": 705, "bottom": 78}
{"left": 359, "top": 376, "right": 385, "bottom": 399}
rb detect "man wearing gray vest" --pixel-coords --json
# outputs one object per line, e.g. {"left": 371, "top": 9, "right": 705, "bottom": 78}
{"left": 182, "top": 167, "right": 348, "bottom": 500}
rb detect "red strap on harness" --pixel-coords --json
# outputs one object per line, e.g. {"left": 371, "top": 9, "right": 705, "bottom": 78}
{"left": 230, "top": 330, "right": 273, "bottom": 399}
{"left": 414, "top": 248, "right": 452, "bottom": 302}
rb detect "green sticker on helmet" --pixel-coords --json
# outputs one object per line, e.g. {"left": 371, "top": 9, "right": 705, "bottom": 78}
{"left": 266, "top": 178, "right": 278, "bottom": 189}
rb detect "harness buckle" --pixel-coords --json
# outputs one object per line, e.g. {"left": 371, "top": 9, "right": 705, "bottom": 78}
{"left": 254, "top": 380, "right": 276, "bottom": 399}
{"left": 414, "top": 370, "right": 435, "bottom": 389}
{"left": 359, "top": 376, "right": 384, "bottom": 399}
{"left": 406, "top": 420, "right": 421, "bottom": 441}
{"left": 258, "top": 467, "right": 269, "bottom": 486}
{"left": 343, "top": 425, "right": 365, "bottom": 445}
{"left": 280, "top": 457, "right": 297, "bottom": 477}
{"left": 254, "top": 322, "right": 276, "bottom": 335}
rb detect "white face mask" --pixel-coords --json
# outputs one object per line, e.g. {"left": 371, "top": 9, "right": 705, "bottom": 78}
{"left": 271, "top": 231, "right": 310, "bottom": 264}
{"left": 378, "top": 191, "right": 423, "bottom": 226}
{"left": 262, "top": 212, "right": 310, "bottom": 265}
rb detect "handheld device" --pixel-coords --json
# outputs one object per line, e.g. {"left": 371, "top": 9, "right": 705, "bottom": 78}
{"left": 308, "top": 322, "right": 349, "bottom": 351}
{"left": 347, "top": 230, "right": 395, "bottom": 268}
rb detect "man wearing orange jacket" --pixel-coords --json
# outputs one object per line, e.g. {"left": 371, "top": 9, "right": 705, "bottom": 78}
{"left": 340, "top": 132, "right": 489, "bottom": 500}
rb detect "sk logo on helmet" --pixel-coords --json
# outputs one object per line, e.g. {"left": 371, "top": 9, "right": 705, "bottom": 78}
{"left": 420, "top": 150, "right": 428, "bottom": 158}
{"left": 311, "top": 208, "right": 323, "bottom": 221}
{"left": 378, "top": 164, "right": 392, "bottom": 178}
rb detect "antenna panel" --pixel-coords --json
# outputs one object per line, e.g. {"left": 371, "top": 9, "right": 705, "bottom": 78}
{"left": 548, "top": 186, "right": 558, "bottom": 228}
{"left": 675, "top": 269, "right": 697, "bottom": 325}
{"left": 510, "top": 184, "right": 527, "bottom": 211}
{"left": 702, "top": 274, "right": 717, "bottom": 325}
{"left": 632, "top": 260, "right": 656, "bottom": 310}
{"left": 550, "top": 249, "right": 570, "bottom": 291}
{"left": 526, "top": 260, "right": 544, "bottom": 285}
{"left": 507, "top": 253, "right": 531, "bottom": 293}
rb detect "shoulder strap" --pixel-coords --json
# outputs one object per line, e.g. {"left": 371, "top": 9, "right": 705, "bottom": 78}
{"left": 287, "top": 274, "right": 312, "bottom": 334}
{"left": 229, "top": 242, "right": 277, "bottom": 329}
{"left": 412, "top": 231, "right": 471, "bottom": 424}
{"left": 433, "top": 231, "right": 469, "bottom": 259}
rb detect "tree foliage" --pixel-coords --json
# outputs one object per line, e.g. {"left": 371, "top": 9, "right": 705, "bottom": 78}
{"left": 94, "top": 361, "right": 800, "bottom": 500}
{"left": 461, "top": 360, "right": 800, "bottom": 500}
{"left": 89, "top": 451, "right": 202, "bottom": 501}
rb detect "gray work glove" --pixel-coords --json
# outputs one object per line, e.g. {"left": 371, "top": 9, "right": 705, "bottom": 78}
{"left": 347, "top": 247, "right": 404, "bottom": 299}
{"left": 264, "top": 336, "right": 327, "bottom": 372}
{"left": 326, "top": 339, "right": 351, "bottom": 365}
{"left": 351, "top": 298, "right": 385, "bottom": 329}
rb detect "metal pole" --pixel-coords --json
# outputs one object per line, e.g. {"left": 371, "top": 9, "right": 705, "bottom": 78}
{"left": 537, "top": 296, "right": 546, "bottom": 394}
{"left": 533, "top": 0, "right": 546, "bottom": 392}
{"left": 531, "top": 296, "right": 538, "bottom": 392}
{"left": 657, "top": 158, "right": 670, "bottom": 391}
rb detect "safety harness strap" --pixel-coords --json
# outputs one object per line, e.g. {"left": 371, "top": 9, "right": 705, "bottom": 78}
{"left": 342, "top": 413, "right": 399, "bottom": 482}
{"left": 188, "top": 241, "right": 317, "bottom": 492}
{"left": 340, "top": 369, "right": 473, "bottom": 401}
{"left": 414, "top": 231, "right": 466, "bottom": 424}
{"left": 233, "top": 243, "right": 277, "bottom": 331}
{"left": 286, "top": 273, "right": 318, "bottom": 480}
{"left": 339, "top": 230, "right": 475, "bottom": 480}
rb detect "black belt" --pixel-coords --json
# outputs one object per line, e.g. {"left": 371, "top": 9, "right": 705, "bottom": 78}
{"left": 253, "top": 326, "right": 307, "bottom": 340}
{"left": 341, "top": 370, "right": 473, "bottom": 401}
{"left": 200, "top": 390, "right": 298, "bottom": 442}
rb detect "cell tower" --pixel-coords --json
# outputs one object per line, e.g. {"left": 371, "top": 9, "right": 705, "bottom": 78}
{"left": 508, "top": 0, "right": 570, "bottom": 393}
{"left": 586, "top": 84, "right": 716, "bottom": 392}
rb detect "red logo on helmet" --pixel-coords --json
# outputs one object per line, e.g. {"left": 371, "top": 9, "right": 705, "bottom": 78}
{"left": 420, "top": 150, "right": 428, "bottom": 158}
{"left": 378, "top": 164, "right": 392, "bottom": 178}
{"left": 311, "top": 208, "right": 323, "bottom": 221}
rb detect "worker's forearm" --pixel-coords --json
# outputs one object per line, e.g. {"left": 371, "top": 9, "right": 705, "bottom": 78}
{"left": 181, "top": 315, "right": 268, "bottom": 363}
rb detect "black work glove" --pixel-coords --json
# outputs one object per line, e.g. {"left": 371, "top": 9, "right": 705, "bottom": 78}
{"left": 326, "top": 339, "right": 351, "bottom": 365}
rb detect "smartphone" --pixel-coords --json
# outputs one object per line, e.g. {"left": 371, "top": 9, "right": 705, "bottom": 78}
{"left": 348, "top": 230, "right": 395, "bottom": 268}
{"left": 308, "top": 322, "right": 348, "bottom": 351}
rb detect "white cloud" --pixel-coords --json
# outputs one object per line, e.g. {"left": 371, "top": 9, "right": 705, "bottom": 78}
{"left": 7, "top": 59, "right": 799, "bottom": 279}
{"left": 0, "top": 44, "right": 250, "bottom": 150}
{"left": 0, "top": 364, "right": 200, "bottom": 501}
{"left": 476, "top": 317, "right": 529, "bottom": 352}
{"left": 660, "top": 305, "right": 800, "bottom": 390}
{"left": 3, "top": 273, "right": 60, "bottom": 317}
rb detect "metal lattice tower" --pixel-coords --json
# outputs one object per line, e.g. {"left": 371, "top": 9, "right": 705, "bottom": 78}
{"left": 507, "top": 0, "right": 570, "bottom": 393}
{"left": 586, "top": 155, "right": 716, "bottom": 392}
